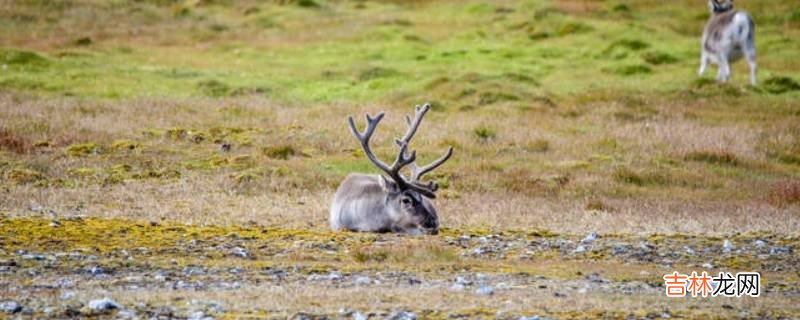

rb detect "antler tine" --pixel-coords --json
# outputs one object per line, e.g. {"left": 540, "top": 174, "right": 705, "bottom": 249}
{"left": 411, "top": 146, "right": 454, "bottom": 182}
{"left": 348, "top": 113, "right": 393, "bottom": 174}
{"left": 395, "top": 103, "right": 431, "bottom": 147}
{"left": 348, "top": 112, "right": 418, "bottom": 189}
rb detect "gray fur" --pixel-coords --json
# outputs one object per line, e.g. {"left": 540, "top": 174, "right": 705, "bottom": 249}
{"left": 699, "top": 0, "right": 757, "bottom": 85}
{"left": 330, "top": 173, "right": 438, "bottom": 235}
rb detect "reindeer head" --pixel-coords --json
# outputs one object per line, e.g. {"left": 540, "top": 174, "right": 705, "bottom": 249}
{"left": 708, "top": 0, "right": 734, "bottom": 14}
{"left": 348, "top": 103, "right": 453, "bottom": 233}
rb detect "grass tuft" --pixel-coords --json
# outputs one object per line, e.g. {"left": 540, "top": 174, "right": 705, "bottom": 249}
{"left": 684, "top": 150, "right": 740, "bottom": 166}
{"left": 264, "top": 144, "right": 296, "bottom": 160}
{"left": 473, "top": 126, "right": 496, "bottom": 141}
{"left": 641, "top": 51, "right": 680, "bottom": 65}
{"left": 769, "top": 181, "right": 800, "bottom": 206}
{"left": 763, "top": 76, "right": 800, "bottom": 94}
{"left": 66, "top": 143, "right": 103, "bottom": 157}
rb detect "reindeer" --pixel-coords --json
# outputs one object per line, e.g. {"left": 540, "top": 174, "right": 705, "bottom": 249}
{"left": 699, "top": 0, "right": 757, "bottom": 85}
{"left": 330, "top": 103, "right": 453, "bottom": 235}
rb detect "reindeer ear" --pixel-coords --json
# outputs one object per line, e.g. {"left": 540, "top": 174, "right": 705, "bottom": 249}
{"left": 378, "top": 175, "right": 399, "bottom": 193}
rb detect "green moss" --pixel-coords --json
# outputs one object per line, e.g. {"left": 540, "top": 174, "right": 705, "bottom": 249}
{"left": 111, "top": 139, "right": 140, "bottom": 151}
{"left": 66, "top": 143, "right": 103, "bottom": 156}
{"left": 5, "top": 168, "right": 45, "bottom": 185}
{"left": 0, "top": 48, "right": 50, "bottom": 68}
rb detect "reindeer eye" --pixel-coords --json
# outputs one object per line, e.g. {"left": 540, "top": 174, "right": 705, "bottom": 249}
{"left": 401, "top": 197, "right": 412, "bottom": 205}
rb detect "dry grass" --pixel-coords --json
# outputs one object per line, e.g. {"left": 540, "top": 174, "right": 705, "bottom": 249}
{"left": 0, "top": 92, "right": 798, "bottom": 235}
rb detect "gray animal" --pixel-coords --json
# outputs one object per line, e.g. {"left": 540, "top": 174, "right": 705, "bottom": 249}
{"left": 330, "top": 103, "right": 453, "bottom": 235}
{"left": 699, "top": 0, "right": 757, "bottom": 85}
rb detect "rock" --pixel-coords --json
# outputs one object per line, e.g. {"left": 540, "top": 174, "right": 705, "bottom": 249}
{"left": 701, "top": 263, "right": 713, "bottom": 269}
{"left": 87, "top": 298, "right": 121, "bottom": 312}
{"left": 611, "top": 245, "right": 629, "bottom": 255}
{"left": 0, "top": 300, "right": 22, "bottom": 314}
{"left": 585, "top": 273, "right": 608, "bottom": 283}
{"left": 683, "top": 246, "right": 695, "bottom": 255}
{"left": 49, "top": 220, "right": 61, "bottom": 227}
{"left": 353, "top": 311, "right": 367, "bottom": 320}
{"left": 581, "top": 232, "right": 598, "bottom": 244}
{"left": 354, "top": 276, "right": 371, "bottom": 285}
{"left": 754, "top": 240, "right": 767, "bottom": 248}
{"left": 455, "top": 276, "right": 472, "bottom": 286}
{"left": 183, "top": 266, "right": 206, "bottom": 276}
{"left": 638, "top": 242, "right": 654, "bottom": 252}
{"left": 231, "top": 247, "right": 249, "bottom": 258}
{"left": 574, "top": 245, "right": 587, "bottom": 253}
{"left": 89, "top": 266, "right": 106, "bottom": 275}
{"left": 117, "top": 309, "right": 138, "bottom": 319}
{"left": 770, "top": 246, "right": 792, "bottom": 255}
{"left": 60, "top": 291, "right": 75, "bottom": 300}
{"left": 722, "top": 240, "right": 733, "bottom": 253}
{"left": 475, "top": 286, "right": 494, "bottom": 296}
{"left": 450, "top": 283, "right": 466, "bottom": 291}
{"left": 389, "top": 310, "right": 417, "bottom": 320}
{"left": 553, "top": 292, "right": 567, "bottom": 298}
{"left": 519, "top": 316, "right": 542, "bottom": 320}
{"left": 220, "top": 143, "right": 232, "bottom": 152}
{"left": 189, "top": 311, "right": 212, "bottom": 320}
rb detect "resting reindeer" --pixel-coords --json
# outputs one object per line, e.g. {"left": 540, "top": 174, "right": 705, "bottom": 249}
{"left": 330, "top": 103, "right": 453, "bottom": 235}
{"left": 699, "top": 0, "right": 757, "bottom": 85}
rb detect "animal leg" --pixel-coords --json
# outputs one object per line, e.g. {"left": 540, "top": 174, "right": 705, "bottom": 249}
{"left": 698, "top": 52, "right": 709, "bottom": 77}
{"left": 745, "top": 47, "right": 757, "bottom": 86}
{"left": 716, "top": 55, "right": 730, "bottom": 82}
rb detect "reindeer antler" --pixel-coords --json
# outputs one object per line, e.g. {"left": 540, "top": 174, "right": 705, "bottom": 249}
{"left": 348, "top": 103, "right": 453, "bottom": 198}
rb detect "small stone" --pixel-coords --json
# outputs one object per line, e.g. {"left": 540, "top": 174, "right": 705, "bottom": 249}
{"left": 581, "top": 232, "right": 598, "bottom": 244}
{"left": 353, "top": 311, "right": 367, "bottom": 320}
{"left": 701, "top": 263, "right": 713, "bottom": 269}
{"left": 49, "top": 220, "right": 61, "bottom": 227}
{"left": 519, "top": 316, "right": 542, "bottom": 320}
{"left": 475, "top": 286, "right": 494, "bottom": 296}
{"left": 585, "top": 273, "right": 608, "bottom": 283}
{"left": 354, "top": 276, "right": 371, "bottom": 285}
{"left": 188, "top": 311, "right": 209, "bottom": 320}
{"left": 754, "top": 240, "right": 767, "bottom": 248}
{"left": 639, "top": 242, "right": 654, "bottom": 252}
{"left": 455, "top": 276, "right": 472, "bottom": 286}
{"left": 231, "top": 247, "right": 249, "bottom": 258}
{"left": 389, "top": 310, "right": 417, "bottom": 320}
{"left": 574, "top": 245, "right": 587, "bottom": 253}
{"left": 611, "top": 245, "right": 629, "bottom": 255}
{"left": 683, "top": 246, "right": 695, "bottom": 255}
{"left": 770, "top": 246, "right": 792, "bottom": 255}
{"left": 117, "top": 309, "right": 138, "bottom": 319}
{"left": 89, "top": 266, "right": 106, "bottom": 275}
{"left": 87, "top": 298, "right": 120, "bottom": 312}
{"left": 722, "top": 240, "right": 733, "bottom": 253}
{"left": 327, "top": 271, "right": 343, "bottom": 281}
{"left": 0, "top": 301, "right": 22, "bottom": 314}
{"left": 60, "top": 291, "right": 75, "bottom": 300}
{"left": 450, "top": 283, "right": 466, "bottom": 291}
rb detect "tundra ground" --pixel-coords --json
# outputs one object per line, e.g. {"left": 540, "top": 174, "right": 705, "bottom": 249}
{"left": 1, "top": 0, "right": 799, "bottom": 318}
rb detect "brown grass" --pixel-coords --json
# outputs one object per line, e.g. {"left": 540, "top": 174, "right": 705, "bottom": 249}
{"left": 769, "top": 180, "right": 800, "bottom": 207}
{"left": 0, "top": 93, "right": 798, "bottom": 235}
